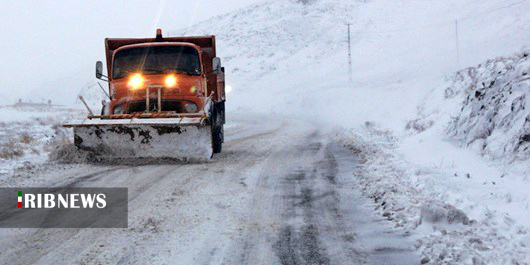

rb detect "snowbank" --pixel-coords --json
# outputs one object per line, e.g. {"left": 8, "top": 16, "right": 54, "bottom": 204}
{"left": 339, "top": 124, "right": 530, "bottom": 264}
{"left": 358, "top": 51, "right": 530, "bottom": 264}
{"left": 333, "top": 51, "right": 530, "bottom": 263}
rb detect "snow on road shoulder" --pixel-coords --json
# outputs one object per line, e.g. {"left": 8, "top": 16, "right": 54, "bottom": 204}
{"left": 395, "top": 50, "right": 530, "bottom": 264}
{"left": 338, "top": 123, "right": 530, "bottom": 264}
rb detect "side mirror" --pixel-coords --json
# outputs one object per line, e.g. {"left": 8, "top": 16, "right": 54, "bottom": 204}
{"left": 95, "top": 61, "right": 104, "bottom": 79}
{"left": 212, "top": 57, "right": 221, "bottom": 74}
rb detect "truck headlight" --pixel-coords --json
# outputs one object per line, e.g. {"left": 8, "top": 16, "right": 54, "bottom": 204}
{"left": 128, "top": 74, "right": 144, "bottom": 89}
{"left": 165, "top": 75, "right": 177, "bottom": 88}
{"left": 183, "top": 103, "right": 198, "bottom": 113}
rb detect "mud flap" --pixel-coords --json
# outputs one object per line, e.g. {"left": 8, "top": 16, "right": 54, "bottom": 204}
{"left": 73, "top": 124, "right": 213, "bottom": 161}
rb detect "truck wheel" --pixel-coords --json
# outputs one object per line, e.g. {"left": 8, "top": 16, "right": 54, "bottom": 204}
{"left": 212, "top": 124, "right": 223, "bottom": 154}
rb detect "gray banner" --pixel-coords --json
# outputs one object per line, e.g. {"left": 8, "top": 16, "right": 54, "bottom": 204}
{"left": 0, "top": 188, "right": 128, "bottom": 228}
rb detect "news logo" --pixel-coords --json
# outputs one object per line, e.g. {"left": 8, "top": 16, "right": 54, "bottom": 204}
{"left": 17, "top": 191, "right": 106, "bottom": 209}
{"left": 1, "top": 188, "right": 127, "bottom": 228}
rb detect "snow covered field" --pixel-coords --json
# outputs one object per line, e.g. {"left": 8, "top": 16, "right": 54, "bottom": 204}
{"left": 0, "top": 105, "right": 83, "bottom": 182}
{"left": 1, "top": 0, "right": 529, "bottom": 264}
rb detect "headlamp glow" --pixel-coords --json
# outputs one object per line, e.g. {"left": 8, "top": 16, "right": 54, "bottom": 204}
{"left": 165, "top": 75, "right": 177, "bottom": 88}
{"left": 128, "top": 74, "right": 144, "bottom": 89}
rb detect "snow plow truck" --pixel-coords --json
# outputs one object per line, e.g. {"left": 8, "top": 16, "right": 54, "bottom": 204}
{"left": 64, "top": 29, "right": 225, "bottom": 161}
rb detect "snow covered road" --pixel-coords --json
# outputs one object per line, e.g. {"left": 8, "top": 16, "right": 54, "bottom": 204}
{"left": 0, "top": 114, "right": 418, "bottom": 264}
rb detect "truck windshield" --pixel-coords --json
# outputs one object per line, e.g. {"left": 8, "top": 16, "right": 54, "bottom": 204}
{"left": 112, "top": 46, "right": 201, "bottom": 79}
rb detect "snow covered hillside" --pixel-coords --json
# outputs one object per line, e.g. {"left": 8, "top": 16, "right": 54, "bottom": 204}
{"left": 446, "top": 52, "right": 530, "bottom": 160}
{"left": 177, "top": 0, "right": 363, "bottom": 118}
{"left": 177, "top": 0, "right": 530, "bottom": 129}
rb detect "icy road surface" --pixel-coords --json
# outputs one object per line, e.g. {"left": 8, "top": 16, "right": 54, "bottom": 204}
{"left": 0, "top": 115, "right": 418, "bottom": 264}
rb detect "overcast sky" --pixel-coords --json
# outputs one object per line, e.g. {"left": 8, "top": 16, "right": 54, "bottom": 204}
{"left": 0, "top": 0, "right": 263, "bottom": 104}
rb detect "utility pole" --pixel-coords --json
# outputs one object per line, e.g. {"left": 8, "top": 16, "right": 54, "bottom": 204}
{"left": 346, "top": 24, "right": 353, "bottom": 88}
{"left": 455, "top": 19, "right": 460, "bottom": 69}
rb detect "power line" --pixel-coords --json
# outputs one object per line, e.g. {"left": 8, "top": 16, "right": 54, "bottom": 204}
{"left": 348, "top": 0, "right": 528, "bottom": 34}
{"left": 451, "top": 0, "right": 527, "bottom": 69}
{"left": 459, "top": 0, "right": 527, "bottom": 21}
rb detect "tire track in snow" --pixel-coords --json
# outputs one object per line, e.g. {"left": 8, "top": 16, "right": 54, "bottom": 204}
{"left": 231, "top": 129, "right": 369, "bottom": 264}
{"left": 273, "top": 134, "right": 368, "bottom": 265}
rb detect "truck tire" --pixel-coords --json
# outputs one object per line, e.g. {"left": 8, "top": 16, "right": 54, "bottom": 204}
{"left": 211, "top": 105, "right": 223, "bottom": 154}
{"left": 212, "top": 124, "right": 223, "bottom": 154}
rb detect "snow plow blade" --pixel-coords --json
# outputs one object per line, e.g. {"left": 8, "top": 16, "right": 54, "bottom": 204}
{"left": 63, "top": 117, "right": 212, "bottom": 161}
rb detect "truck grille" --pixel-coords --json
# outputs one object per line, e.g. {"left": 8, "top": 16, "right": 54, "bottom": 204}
{"left": 128, "top": 100, "right": 183, "bottom": 113}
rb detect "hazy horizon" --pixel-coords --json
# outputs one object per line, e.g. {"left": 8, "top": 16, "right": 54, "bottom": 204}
{"left": 0, "top": 0, "right": 264, "bottom": 105}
